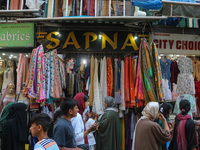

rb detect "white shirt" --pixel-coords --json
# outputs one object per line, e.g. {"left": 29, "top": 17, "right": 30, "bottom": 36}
{"left": 85, "top": 118, "right": 96, "bottom": 146}
{"left": 71, "top": 113, "right": 85, "bottom": 145}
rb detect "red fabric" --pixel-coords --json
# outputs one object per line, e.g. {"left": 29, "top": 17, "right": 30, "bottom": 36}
{"left": 177, "top": 114, "right": 192, "bottom": 150}
{"left": 129, "top": 56, "right": 136, "bottom": 108}
{"left": 124, "top": 57, "right": 130, "bottom": 108}
{"left": 74, "top": 92, "right": 85, "bottom": 117}
{"left": 107, "top": 57, "right": 113, "bottom": 96}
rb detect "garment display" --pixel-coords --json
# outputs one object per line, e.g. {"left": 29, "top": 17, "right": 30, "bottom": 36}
{"left": 170, "top": 60, "right": 179, "bottom": 85}
{"left": 0, "top": 60, "right": 5, "bottom": 92}
{"left": 16, "top": 54, "right": 29, "bottom": 95}
{"left": 10, "top": 0, "right": 22, "bottom": 10}
{"left": 178, "top": 57, "right": 193, "bottom": 74}
{"left": 150, "top": 43, "right": 165, "bottom": 102}
{"left": 160, "top": 58, "right": 172, "bottom": 90}
{"left": 177, "top": 74, "right": 195, "bottom": 95}
{"left": 25, "top": 45, "right": 64, "bottom": 104}
{"left": 192, "top": 59, "right": 200, "bottom": 81}
{"left": 140, "top": 40, "right": 157, "bottom": 103}
{"left": 162, "top": 79, "right": 172, "bottom": 100}
{"left": 2, "top": 67, "right": 14, "bottom": 93}
{"left": 93, "top": 58, "right": 104, "bottom": 114}
{"left": 171, "top": 83, "right": 178, "bottom": 101}
{"left": 124, "top": 56, "right": 130, "bottom": 108}
{"left": 173, "top": 94, "right": 197, "bottom": 118}
{"left": 26, "top": 0, "right": 44, "bottom": 9}
{"left": 107, "top": 57, "right": 113, "bottom": 97}
{"left": 89, "top": 56, "right": 94, "bottom": 106}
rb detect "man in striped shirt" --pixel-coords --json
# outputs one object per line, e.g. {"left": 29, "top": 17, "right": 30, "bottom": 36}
{"left": 30, "top": 113, "right": 59, "bottom": 150}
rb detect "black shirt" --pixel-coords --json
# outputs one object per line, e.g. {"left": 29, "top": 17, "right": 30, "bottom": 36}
{"left": 169, "top": 116, "right": 198, "bottom": 150}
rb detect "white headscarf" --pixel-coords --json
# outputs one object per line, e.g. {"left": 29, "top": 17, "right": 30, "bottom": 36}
{"left": 142, "top": 102, "right": 159, "bottom": 120}
{"left": 132, "top": 102, "right": 159, "bottom": 150}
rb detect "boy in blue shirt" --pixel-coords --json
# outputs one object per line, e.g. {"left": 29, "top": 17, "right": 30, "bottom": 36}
{"left": 30, "top": 113, "right": 59, "bottom": 150}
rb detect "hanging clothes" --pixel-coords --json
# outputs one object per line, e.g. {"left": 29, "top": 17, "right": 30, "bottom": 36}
{"left": 119, "top": 60, "right": 125, "bottom": 117}
{"left": 16, "top": 54, "right": 28, "bottom": 95}
{"left": 100, "top": 56, "right": 107, "bottom": 107}
{"left": 89, "top": 56, "right": 94, "bottom": 106}
{"left": 10, "top": 0, "right": 22, "bottom": 10}
{"left": 107, "top": 57, "right": 113, "bottom": 97}
{"left": 140, "top": 40, "right": 157, "bottom": 103}
{"left": 129, "top": 56, "right": 136, "bottom": 108}
{"left": 150, "top": 43, "right": 165, "bottom": 102}
{"left": 135, "top": 48, "right": 145, "bottom": 106}
{"left": 177, "top": 57, "right": 195, "bottom": 95}
{"left": 160, "top": 58, "right": 172, "bottom": 90}
{"left": 124, "top": 57, "right": 130, "bottom": 108}
{"left": 170, "top": 60, "right": 179, "bottom": 85}
{"left": 24, "top": 48, "right": 37, "bottom": 96}
{"left": 93, "top": 58, "right": 104, "bottom": 114}
{"left": 162, "top": 79, "right": 172, "bottom": 100}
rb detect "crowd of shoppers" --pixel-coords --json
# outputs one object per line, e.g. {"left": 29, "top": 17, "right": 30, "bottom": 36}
{"left": 0, "top": 91, "right": 199, "bottom": 150}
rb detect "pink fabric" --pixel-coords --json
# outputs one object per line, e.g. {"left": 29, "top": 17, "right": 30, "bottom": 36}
{"left": 74, "top": 92, "right": 85, "bottom": 117}
{"left": 84, "top": 0, "right": 95, "bottom": 16}
{"left": 177, "top": 114, "right": 192, "bottom": 150}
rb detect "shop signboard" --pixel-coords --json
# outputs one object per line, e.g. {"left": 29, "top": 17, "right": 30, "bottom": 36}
{"left": 37, "top": 31, "right": 149, "bottom": 52}
{"left": 150, "top": 33, "right": 200, "bottom": 55}
{"left": 0, "top": 23, "right": 34, "bottom": 47}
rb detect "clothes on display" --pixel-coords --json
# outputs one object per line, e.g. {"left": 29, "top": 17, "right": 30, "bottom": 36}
{"left": 24, "top": 45, "right": 65, "bottom": 104}
{"left": 160, "top": 57, "right": 172, "bottom": 91}
{"left": 177, "top": 57, "right": 195, "bottom": 95}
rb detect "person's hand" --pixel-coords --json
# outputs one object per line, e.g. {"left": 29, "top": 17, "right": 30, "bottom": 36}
{"left": 158, "top": 113, "right": 167, "bottom": 123}
{"left": 89, "top": 123, "right": 98, "bottom": 132}
{"left": 96, "top": 123, "right": 99, "bottom": 130}
{"left": 76, "top": 147, "right": 83, "bottom": 150}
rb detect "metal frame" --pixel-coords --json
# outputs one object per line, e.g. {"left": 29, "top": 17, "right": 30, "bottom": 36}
{"left": 17, "top": 16, "right": 167, "bottom": 23}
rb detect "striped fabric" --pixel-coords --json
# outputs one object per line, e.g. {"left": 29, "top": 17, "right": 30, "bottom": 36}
{"left": 34, "top": 138, "right": 59, "bottom": 150}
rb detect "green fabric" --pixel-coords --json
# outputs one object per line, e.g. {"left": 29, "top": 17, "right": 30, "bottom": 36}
{"left": 158, "top": 119, "right": 167, "bottom": 150}
{"left": 120, "top": 118, "right": 122, "bottom": 149}
{"left": 96, "top": 110, "right": 121, "bottom": 150}
{"left": 0, "top": 102, "right": 14, "bottom": 138}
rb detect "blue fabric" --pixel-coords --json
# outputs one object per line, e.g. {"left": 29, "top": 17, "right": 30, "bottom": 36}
{"left": 160, "top": 59, "right": 172, "bottom": 90}
{"left": 53, "top": 118, "right": 76, "bottom": 148}
{"left": 132, "top": 0, "right": 195, "bottom": 10}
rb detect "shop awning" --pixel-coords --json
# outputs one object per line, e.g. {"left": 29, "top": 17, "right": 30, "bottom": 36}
{"left": 17, "top": 16, "right": 167, "bottom": 25}
{"left": 161, "top": 0, "right": 200, "bottom": 18}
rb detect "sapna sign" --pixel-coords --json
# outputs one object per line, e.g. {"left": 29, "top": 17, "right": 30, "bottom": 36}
{"left": 37, "top": 31, "right": 149, "bottom": 51}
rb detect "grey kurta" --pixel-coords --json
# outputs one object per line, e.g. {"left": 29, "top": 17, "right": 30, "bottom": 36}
{"left": 134, "top": 119, "right": 171, "bottom": 150}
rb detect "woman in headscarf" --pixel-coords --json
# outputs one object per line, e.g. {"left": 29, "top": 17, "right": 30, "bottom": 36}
{"left": 132, "top": 102, "right": 171, "bottom": 150}
{"left": 169, "top": 100, "right": 199, "bottom": 150}
{"left": 96, "top": 96, "right": 120, "bottom": 150}
{"left": 1, "top": 102, "right": 27, "bottom": 150}
{"left": 155, "top": 102, "right": 173, "bottom": 150}
{"left": 71, "top": 92, "right": 97, "bottom": 150}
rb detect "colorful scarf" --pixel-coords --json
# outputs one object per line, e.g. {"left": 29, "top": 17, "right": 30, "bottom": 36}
{"left": 140, "top": 40, "right": 157, "bottom": 104}
{"left": 177, "top": 113, "right": 192, "bottom": 150}
{"left": 150, "top": 43, "right": 165, "bottom": 102}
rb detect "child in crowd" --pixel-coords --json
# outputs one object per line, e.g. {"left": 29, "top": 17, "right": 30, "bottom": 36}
{"left": 85, "top": 112, "right": 98, "bottom": 150}
{"left": 30, "top": 113, "right": 59, "bottom": 150}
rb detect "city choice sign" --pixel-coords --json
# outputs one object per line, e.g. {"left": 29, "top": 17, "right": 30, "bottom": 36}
{"left": 37, "top": 31, "right": 148, "bottom": 52}
{"left": 150, "top": 33, "right": 200, "bottom": 55}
